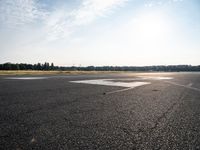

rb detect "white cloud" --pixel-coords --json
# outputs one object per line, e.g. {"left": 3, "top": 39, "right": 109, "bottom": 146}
{"left": 0, "top": 0, "right": 46, "bottom": 27}
{"left": 73, "top": 0, "right": 128, "bottom": 25}
{"left": 0, "top": 0, "right": 129, "bottom": 41}
{"left": 45, "top": 0, "right": 128, "bottom": 41}
{"left": 144, "top": 0, "right": 184, "bottom": 7}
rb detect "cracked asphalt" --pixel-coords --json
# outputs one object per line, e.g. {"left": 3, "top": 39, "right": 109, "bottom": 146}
{"left": 1, "top": 72, "right": 200, "bottom": 150}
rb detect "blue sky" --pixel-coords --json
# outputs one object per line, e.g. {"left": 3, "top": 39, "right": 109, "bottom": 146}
{"left": 0, "top": 0, "right": 200, "bottom": 66}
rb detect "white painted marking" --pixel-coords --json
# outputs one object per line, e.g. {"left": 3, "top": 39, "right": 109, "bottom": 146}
{"left": 164, "top": 81, "right": 200, "bottom": 92}
{"left": 70, "top": 79, "right": 150, "bottom": 88}
{"left": 138, "top": 76, "right": 173, "bottom": 80}
{"left": 70, "top": 77, "right": 173, "bottom": 94}
{"left": 187, "top": 83, "right": 193, "bottom": 87}
{"left": 6, "top": 77, "right": 48, "bottom": 80}
{"left": 105, "top": 87, "right": 137, "bottom": 94}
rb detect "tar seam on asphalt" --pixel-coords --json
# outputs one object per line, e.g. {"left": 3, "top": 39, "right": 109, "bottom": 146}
{"left": 164, "top": 81, "right": 200, "bottom": 92}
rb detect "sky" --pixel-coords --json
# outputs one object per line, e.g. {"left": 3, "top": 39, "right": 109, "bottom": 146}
{"left": 0, "top": 0, "right": 200, "bottom": 66}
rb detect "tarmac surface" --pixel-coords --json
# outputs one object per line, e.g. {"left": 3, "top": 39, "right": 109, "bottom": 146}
{"left": 1, "top": 72, "right": 200, "bottom": 150}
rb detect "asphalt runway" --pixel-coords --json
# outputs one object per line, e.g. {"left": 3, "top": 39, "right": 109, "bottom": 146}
{"left": 1, "top": 72, "right": 200, "bottom": 150}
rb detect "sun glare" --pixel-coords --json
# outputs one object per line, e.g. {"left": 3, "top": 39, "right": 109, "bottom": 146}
{"left": 135, "top": 12, "right": 171, "bottom": 40}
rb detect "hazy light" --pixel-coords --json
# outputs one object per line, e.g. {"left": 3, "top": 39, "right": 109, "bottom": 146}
{"left": 133, "top": 11, "right": 173, "bottom": 43}
{"left": 0, "top": 0, "right": 200, "bottom": 66}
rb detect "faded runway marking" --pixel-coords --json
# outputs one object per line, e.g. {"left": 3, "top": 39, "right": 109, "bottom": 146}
{"left": 70, "top": 79, "right": 151, "bottom": 88}
{"left": 5, "top": 77, "right": 49, "bottom": 80}
{"left": 164, "top": 81, "right": 200, "bottom": 92}
{"left": 71, "top": 79, "right": 151, "bottom": 95}
{"left": 187, "top": 83, "right": 193, "bottom": 87}
{"left": 104, "top": 87, "right": 139, "bottom": 95}
{"left": 138, "top": 76, "right": 173, "bottom": 80}
{"left": 70, "top": 77, "right": 173, "bottom": 94}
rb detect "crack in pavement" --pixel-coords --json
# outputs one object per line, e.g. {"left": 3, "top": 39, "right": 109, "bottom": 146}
{"left": 115, "top": 93, "right": 187, "bottom": 147}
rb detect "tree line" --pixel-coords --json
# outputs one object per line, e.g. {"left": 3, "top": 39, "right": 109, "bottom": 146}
{"left": 0, "top": 62, "right": 55, "bottom": 70}
{"left": 0, "top": 62, "right": 200, "bottom": 72}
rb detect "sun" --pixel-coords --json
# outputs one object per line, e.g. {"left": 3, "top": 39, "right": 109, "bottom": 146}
{"left": 135, "top": 12, "right": 171, "bottom": 41}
